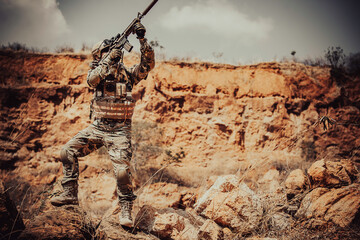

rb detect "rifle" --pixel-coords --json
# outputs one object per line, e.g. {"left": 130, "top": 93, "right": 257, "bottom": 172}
{"left": 104, "top": 0, "right": 158, "bottom": 56}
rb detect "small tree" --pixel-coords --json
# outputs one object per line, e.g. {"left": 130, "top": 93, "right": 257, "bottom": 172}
{"left": 81, "top": 43, "right": 91, "bottom": 52}
{"left": 346, "top": 52, "right": 360, "bottom": 77}
{"left": 1, "top": 42, "right": 30, "bottom": 52}
{"left": 325, "top": 46, "right": 345, "bottom": 69}
{"left": 149, "top": 40, "right": 164, "bottom": 50}
{"left": 325, "top": 46, "right": 350, "bottom": 85}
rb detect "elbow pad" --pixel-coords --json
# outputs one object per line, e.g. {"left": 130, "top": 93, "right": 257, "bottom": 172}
{"left": 87, "top": 64, "right": 108, "bottom": 87}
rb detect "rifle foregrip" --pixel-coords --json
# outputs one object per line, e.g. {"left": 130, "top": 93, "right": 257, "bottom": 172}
{"left": 124, "top": 40, "right": 133, "bottom": 52}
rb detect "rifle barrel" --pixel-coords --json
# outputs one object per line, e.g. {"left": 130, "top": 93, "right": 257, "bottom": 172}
{"left": 141, "top": 0, "right": 158, "bottom": 18}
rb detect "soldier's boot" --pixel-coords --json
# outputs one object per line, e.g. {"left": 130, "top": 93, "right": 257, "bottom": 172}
{"left": 119, "top": 200, "right": 133, "bottom": 227}
{"left": 50, "top": 181, "right": 78, "bottom": 207}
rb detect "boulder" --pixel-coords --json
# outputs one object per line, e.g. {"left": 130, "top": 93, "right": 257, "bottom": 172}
{"left": 295, "top": 187, "right": 329, "bottom": 219}
{"left": 339, "top": 159, "right": 359, "bottom": 181}
{"left": 223, "top": 228, "right": 235, "bottom": 240}
{"left": 99, "top": 203, "right": 160, "bottom": 240}
{"left": 296, "top": 184, "right": 360, "bottom": 227}
{"left": 285, "top": 169, "right": 308, "bottom": 199}
{"left": 307, "top": 159, "right": 358, "bottom": 187}
{"left": 307, "top": 159, "right": 326, "bottom": 185}
{"left": 194, "top": 175, "right": 263, "bottom": 235}
{"left": 323, "top": 187, "right": 360, "bottom": 227}
{"left": 198, "top": 219, "right": 223, "bottom": 240}
{"left": 152, "top": 211, "right": 198, "bottom": 240}
{"left": 181, "top": 192, "right": 197, "bottom": 208}
{"left": 137, "top": 182, "right": 182, "bottom": 209}
{"left": 260, "top": 169, "right": 280, "bottom": 182}
{"left": 0, "top": 180, "right": 25, "bottom": 239}
{"left": 194, "top": 175, "right": 239, "bottom": 214}
{"left": 135, "top": 205, "right": 204, "bottom": 240}
{"left": 258, "top": 169, "right": 283, "bottom": 194}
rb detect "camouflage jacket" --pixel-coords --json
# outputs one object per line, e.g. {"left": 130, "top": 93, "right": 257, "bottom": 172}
{"left": 86, "top": 38, "right": 155, "bottom": 121}
{"left": 87, "top": 38, "right": 155, "bottom": 89}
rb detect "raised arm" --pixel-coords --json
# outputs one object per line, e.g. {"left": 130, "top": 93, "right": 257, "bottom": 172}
{"left": 128, "top": 37, "right": 155, "bottom": 85}
{"left": 125, "top": 22, "right": 155, "bottom": 85}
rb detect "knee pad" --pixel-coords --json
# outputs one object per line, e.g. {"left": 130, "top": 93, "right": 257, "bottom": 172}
{"left": 60, "top": 147, "right": 73, "bottom": 164}
{"left": 115, "top": 167, "right": 131, "bottom": 185}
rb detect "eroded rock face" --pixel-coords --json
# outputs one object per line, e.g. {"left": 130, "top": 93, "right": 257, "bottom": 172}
{"left": 195, "top": 175, "right": 263, "bottom": 234}
{"left": 307, "top": 159, "right": 358, "bottom": 187}
{"left": 1, "top": 51, "right": 360, "bottom": 239}
{"left": 296, "top": 184, "right": 360, "bottom": 227}
{"left": 3, "top": 51, "right": 359, "bottom": 191}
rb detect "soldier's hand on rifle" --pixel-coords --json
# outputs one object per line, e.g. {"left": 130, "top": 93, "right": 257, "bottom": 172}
{"left": 109, "top": 48, "right": 123, "bottom": 60}
{"left": 89, "top": 60, "right": 99, "bottom": 69}
{"left": 102, "top": 48, "right": 122, "bottom": 65}
{"left": 133, "top": 22, "right": 146, "bottom": 39}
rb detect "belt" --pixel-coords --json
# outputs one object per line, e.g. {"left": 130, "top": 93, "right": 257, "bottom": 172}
{"left": 93, "top": 118, "right": 131, "bottom": 132}
{"left": 95, "top": 118, "right": 131, "bottom": 124}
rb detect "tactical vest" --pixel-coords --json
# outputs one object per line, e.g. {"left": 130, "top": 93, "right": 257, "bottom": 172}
{"left": 91, "top": 70, "right": 135, "bottom": 120}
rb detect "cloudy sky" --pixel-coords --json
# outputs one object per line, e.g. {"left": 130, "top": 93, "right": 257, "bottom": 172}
{"left": 1, "top": 0, "right": 359, "bottom": 64}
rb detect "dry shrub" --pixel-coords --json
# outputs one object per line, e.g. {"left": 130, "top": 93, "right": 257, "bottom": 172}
{"left": 55, "top": 44, "right": 75, "bottom": 53}
{"left": 132, "top": 121, "right": 163, "bottom": 168}
{"left": 346, "top": 52, "right": 360, "bottom": 77}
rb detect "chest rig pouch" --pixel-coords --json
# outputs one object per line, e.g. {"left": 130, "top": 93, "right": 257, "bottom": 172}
{"left": 91, "top": 70, "right": 135, "bottom": 120}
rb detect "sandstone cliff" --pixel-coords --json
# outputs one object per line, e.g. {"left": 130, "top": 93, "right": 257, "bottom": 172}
{"left": 0, "top": 50, "right": 359, "bottom": 239}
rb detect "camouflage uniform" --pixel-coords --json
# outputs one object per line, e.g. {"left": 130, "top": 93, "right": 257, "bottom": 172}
{"left": 51, "top": 32, "right": 154, "bottom": 226}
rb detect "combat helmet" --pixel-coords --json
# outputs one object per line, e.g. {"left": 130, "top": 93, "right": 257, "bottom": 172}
{"left": 91, "top": 40, "right": 111, "bottom": 60}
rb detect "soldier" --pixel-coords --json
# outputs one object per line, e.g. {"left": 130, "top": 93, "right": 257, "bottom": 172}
{"left": 50, "top": 22, "right": 155, "bottom": 227}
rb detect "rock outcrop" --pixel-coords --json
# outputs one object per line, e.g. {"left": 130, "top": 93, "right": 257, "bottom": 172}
{"left": 293, "top": 159, "right": 360, "bottom": 228}
{"left": 296, "top": 184, "right": 360, "bottom": 227}
{"left": 195, "top": 175, "right": 263, "bottom": 235}
{"left": 1, "top": 50, "right": 359, "bottom": 189}
{"left": 307, "top": 159, "right": 358, "bottom": 187}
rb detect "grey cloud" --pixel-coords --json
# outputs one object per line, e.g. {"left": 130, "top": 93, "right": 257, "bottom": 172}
{"left": 0, "top": 0, "right": 70, "bottom": 49}
{"left": 159, "top": 0, "right": 273, "bottom": 41}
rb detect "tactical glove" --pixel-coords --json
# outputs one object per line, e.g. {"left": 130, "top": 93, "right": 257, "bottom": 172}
{"left": 109, "top": 48, "right": 123, "bottom": 61}
{"left": 89, "top": 60, "right": 99, "bottom": 69}
{"left": 102, "top": 48, "right": 122, "bottom": 65}
{"left": 133, "top": 22, "right": 146, "bottom": 39}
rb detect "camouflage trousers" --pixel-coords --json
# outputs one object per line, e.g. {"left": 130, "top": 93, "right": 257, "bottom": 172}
{"left": 60, "top": 119, "right": 136, "bottom": 202}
